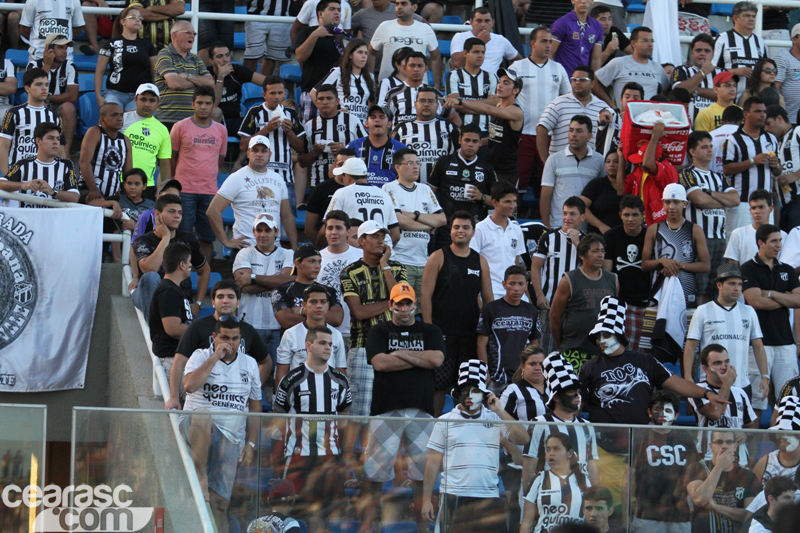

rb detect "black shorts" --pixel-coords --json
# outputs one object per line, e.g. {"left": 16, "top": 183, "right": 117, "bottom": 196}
{"left": 434, "top": 331, "right": 478, "bottom": 391}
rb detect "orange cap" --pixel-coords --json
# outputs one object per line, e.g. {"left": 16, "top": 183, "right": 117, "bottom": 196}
{"left": 389, "top": 282, "right": 416, "bottom": 303}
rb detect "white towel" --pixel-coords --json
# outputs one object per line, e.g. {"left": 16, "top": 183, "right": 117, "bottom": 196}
{"left": 644, "top": 0, "right": 682, "bottom": 66}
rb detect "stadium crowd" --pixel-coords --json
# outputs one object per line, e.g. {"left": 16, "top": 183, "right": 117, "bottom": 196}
{"left": 7, "top": 0, "right": 800, "bottom": 532}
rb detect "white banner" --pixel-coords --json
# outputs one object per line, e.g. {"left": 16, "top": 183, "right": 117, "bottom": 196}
{"left": 0, "top": 206, "right": 103, "bottom": 391}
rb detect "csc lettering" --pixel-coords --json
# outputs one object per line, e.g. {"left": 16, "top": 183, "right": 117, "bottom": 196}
{"left": 646, "top": 444, "right": 687, "bottom": 466}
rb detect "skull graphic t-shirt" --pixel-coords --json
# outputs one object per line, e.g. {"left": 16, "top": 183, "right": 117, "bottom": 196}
{"left": 603, "top": 225, "right": 650, "bottom": 307}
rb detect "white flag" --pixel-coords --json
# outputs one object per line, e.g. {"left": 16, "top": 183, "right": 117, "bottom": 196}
{"left": 0, "top": 206, "right": 103, "bottom": 391}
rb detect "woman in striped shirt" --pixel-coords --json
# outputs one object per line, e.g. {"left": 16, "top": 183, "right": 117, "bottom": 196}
{"left": 315, "top": 39, "right": 375, "bottom": 125}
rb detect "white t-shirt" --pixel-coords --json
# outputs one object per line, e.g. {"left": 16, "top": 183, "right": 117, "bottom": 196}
{"left": 711, "top": 124, "right": 739, "bottom": 174}
{"left": 450, "top": 31, "right": 519, "bottom": 73}
{"left": 232, "top": 245, "right": 294, "bottom": 330}
{"left": 182, "top": 347, "right": 262, "bottom": 443}
{"left": 276, "top": 321, "right": 347, "bottom": 372}
{"left": 325, "top": 182, "right": 399, "bottom": 230}
{"left": 471, "top": 217, "right": 528, "bottom": 301}
{"left": 725, "top": 225, "right": 787, "bottom": 266}
{"left": 779, "top": 226, "right": 800, "bottom": 270}
{"left": 371, "top": 20, "right": 438, "bottom": 80}
{"left": 687, "top": 300, "right": 763, "bottom": 389}
{"left": 595, "top": 55, "right": 671, "bottom": 106}
{"left": 317, "top": 245, "right": 363, "bottom": 337}
{"left": 297, "top": 0, "right": 352, "bottom": 30}
{"left": 383, "top": 180, "right": 443, "bottom": 267}
{"left": 21, "top": 0, "right": 85, "bottom": 61}
{"left": 217, "top": 166, "right": 289, "bottom": 245}
{"left": 509, "top": 57, "right": 570, "bottom": 135}
{"left": 427, "top": 406, "right": 509, "bottom": 498}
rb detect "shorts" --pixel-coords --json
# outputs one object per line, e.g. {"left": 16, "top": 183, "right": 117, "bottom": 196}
{"left": 435, "top": 331, "right": 478, "bottom": 391}
{"left": 245, "top": 21, "right": 292, "bottom": 61}
{"left": 198, "top": 0, "right": 234, "bottom": 50}
{"left": 435, "top": 494, "right": 507, "bottom": 533}
{"left": 179, "top": 414, "right": 242, "bottom": 500}
{"left": 363, "top": 408, "right": 432, "bottom": 482}
{"left": 104, "top": 89, "right": 137, "bottom": 111}
{"left": 626, "top": 304, "right": 646, "bottom": 353}
{"left": 749, "top": 344, "right": 799, "bottom": 410}
{"left": 178, "top": 192, "right": 216, "bottom": 242}
{"left": 346, "top": 347, "right": 374, "bottom": 417}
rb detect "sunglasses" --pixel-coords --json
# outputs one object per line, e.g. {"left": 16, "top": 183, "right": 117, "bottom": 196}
{"left": 218, "top": 315, "right": 241, "bottom": 324}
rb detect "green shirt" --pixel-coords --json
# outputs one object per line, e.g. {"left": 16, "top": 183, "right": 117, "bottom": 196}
{"left": 154, "top": 45, "right": 210, "bottom": 125}
{"left": 125, "top": 116, "right": 171, "bottom": 187}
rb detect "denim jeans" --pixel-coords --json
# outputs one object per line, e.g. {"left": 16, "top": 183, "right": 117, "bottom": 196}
{"left": 179, "top": 192, "right": 216, "bottom": 242}
{"left": 132, "top": 271, "right": 161, "bottom": 322}
{"left": 104, "top": 89, "right": 136, "bottom": 111}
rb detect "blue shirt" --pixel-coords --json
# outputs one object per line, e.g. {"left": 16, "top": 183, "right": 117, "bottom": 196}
{"left": 347, "top": 136, "right": 408, "bottom": 187}
{"left": 550, "top": 11, "right": 604, "bottom": 79}
{"left": 133, "top": 208, "right": 156, "bottom": 241}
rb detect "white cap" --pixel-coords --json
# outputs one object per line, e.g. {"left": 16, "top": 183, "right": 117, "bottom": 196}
{"left": 248, "top": 135, "right": 271, "bottom": 150}
{"left": 662, "top": 183, "right": 687, "bottom": 202}
{"left": 332, "top": 157, "right": 368, "bottom": 177}
{"left": 253, "top": 212, "right": 279, "bottom": 231}
{"left": 792, "top": 23, "right": 800, "bottom": 39}
{"left": 135, "top": 83, "right": 160, "bottom": 97}
{"left": 357, "top": 220, "right": 386, "bottom": 238}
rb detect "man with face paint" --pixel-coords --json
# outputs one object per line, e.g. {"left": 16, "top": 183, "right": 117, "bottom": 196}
{"left": 362, "top": 282, "right": 445, "bottom": 531}
{"left": 631, "top": 390, "right": 699, "bottom": 533}
{"left": 422, "top": 359, "right": 529, "bottom": 532}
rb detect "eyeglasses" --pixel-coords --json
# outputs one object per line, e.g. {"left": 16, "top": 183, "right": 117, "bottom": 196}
{"left": 218, "top": 315, "right": 241, "bottom": 324}
{"left": 570, "top": 77, "right": 592, "bottom": 82}
{"left": 125, "top": 15, "right": 144, "bottom": 21}
{"left": 763, "top": 68, "right": 778, "bottom": 74}
{"left": 179, "top": 30, "right": 197, "bottom": 36}
{"left": 400, "top": 161, "right": 420, "bottom": 167}
{"left": 711, "top": 439, "right": 736, "bottom": 446}
{"left": 635, "top": 39, "right": 655, "bottom": 44}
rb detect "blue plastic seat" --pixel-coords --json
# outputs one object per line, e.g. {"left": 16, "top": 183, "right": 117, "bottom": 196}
{"left": 296, "top": 208, "right": 306, "bottom": 230}
{"left": 190, "top": 271, "right": 222, "bottom": 295}
{"left": 711, "top": 3, "right": 734, "bottom": 16}
{"left": 78, "top": 73, "right": 106, "bottom": 94}
{"left": 381, "top": 523, "right": 417, "bottom": 533}
{"left": 234, "top": 5, "right": 246, "bottom": 14}
{"left": 329, "top": 520, "right": 360, "bottom": 533}
{"left": 78, "top": 92, "right": 99, "bottom": 135}
{"left": 234, "top": 32, "right": 246, "bottom": 49}
{"left": 438, "top": 39, "right": 451, "bottom": 57}
{"left": 242, "top": 82, "right": 265, "bottom": 111}
{"left": 72, "top": 53, "right": 98, "bottom": 72}
{"left": 222, "top": 205, "right": 235, "bottom": 226}
{"left": 626, "top": 0, "right": 646, "bottom": 13}
{"left": 6, "top": 49, "right": 28, "bottom": 69}
{"left": 441, "top": 15, "right": 463, "bottom": 25}
{"left": 197, "top": 306, "right": 214, "bottom": 318}
{"left": 217, "top": 173, "right": 229, "bottom": 188}
{"left": 280, "top": 64, "right": 303, "bottom": 84}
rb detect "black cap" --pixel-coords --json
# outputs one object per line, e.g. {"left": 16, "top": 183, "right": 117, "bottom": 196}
{"left": 294, "top": 243, "right": 320, "bottom": 262}
{"left": 159, "top": 178, "right": 182, "bottom": 193}
{"left": 368, "top": 104, "right": 392, "bottom": 122}
{"left": 497, "top": 67, "right": 523, "bottom": 90}
{"left": 717, "top": 263, "right": 744, "bottom": 282}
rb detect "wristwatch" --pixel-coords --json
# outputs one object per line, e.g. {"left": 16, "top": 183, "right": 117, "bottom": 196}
{"left": 246, "top": 441, "right": 256, "bottom": 448}
{"left": 251, "top": 273, "right": 256, "bottom": 281}
{"left": 414, "top": 211, "right": 420, "bottom": 221}
{"left": 457, "top": 98, "right": 463, "bottom": 106}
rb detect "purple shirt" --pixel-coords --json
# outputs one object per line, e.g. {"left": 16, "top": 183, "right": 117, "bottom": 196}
{"left": 551, "top": 11, "right": 604, "bottom": 78}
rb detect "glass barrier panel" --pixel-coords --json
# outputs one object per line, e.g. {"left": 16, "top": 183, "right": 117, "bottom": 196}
{"left": 0, "top": 404, "right": 46, "bottom": 531}
{"left": 71, "top": 408, "right": 213, "bottom": 533}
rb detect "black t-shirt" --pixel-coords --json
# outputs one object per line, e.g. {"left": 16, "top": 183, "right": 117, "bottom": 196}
{"left": 685, "top": 461, "right": 760, "bottom": 533}
{"left": 100, "top": 37, "right": 158, "bottom": 93}
{"left": 306, "top": 177, "right": 344, "bottom": 215}
{"left": 476, "top": 298, "right": 540, "bottom": 384}
{"left": 428, "top": 153, "right": 496, "bottom": 220}
{"left": 603, "top": 225, "right": 650, "bottom": 307}
{"left": 366, "top": 320, "right": 445, "bottom": 416}
{"left": 209, "top": 63, "right": 255, "bottom": 121}
{"left": 149, "top": 278, "right": 193, "bottom": 358}
{"left": 578, "top": 349, "right": 672, "bottom": 426}
{"left": 294, "top": 27, "right": 342, "bottom": 92}
{"left": 632, "top": 429, "right": 698, "bottom": 522}
{"left": 740, "top": 256, "right": 800, "bottom": 346}
{"left": 272, "top": 280, "right": 341, "bottom": 316}
{"left": 602, "top": 27, "right": 631, "bottom": 66}
{"left": 133, "top": 229, "right": 207, "bottom": 297}
{"left": 174, "top": 314, "right": 270, "bottom": 363}
{"left": 581, "top": 176, "right": 621, "bottom": 234}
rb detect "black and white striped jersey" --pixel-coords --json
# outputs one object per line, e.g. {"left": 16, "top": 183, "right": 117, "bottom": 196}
{"left": 88, "top": 127, "right": 128, "bottom": 198}
{"left": 500, "top": 381, "right": 548, "bottom": 422}
{"left": 778, "top": 125, "right": 800, "bottom": 207}
{"left": 392, "top": 118, "right": 458, "bottom": 184}
{"left": 273, "top": 363, "right": 352, "bottom": 457}
{"left": 534, "top": 228, "right": 584, "bottom": 303}
{"left": 303, "top": 111, "right": 367, "bottom": 188}
{"left": 317, "top": 67, "right": 373, "bottom": 125}
{"left": 0, "top": 104, "right": 61, "bottom": 168}
{"left": 446, "top": 68, "right": 497, "bottom": 131}
{"left": 26, "top": 59, "right": 77, "bottom": 96}
{"left": 713, "top": 30, "right": 769, "bottom": 95}
{"left": 0, "top": 58, "right": 15, "bottom": 108}
{"left": 671, "top": 65, "right": 724, "bottom": 122}
{"left": 247, "top": 0, "right": 293, "bottom": 16}
{"left": 722, "top": 126, "right": 779, "bottom": 201}
{"left": 239, "top": 103, "right": 305, "bottom": 185}
{"left": 377, "top": 75, "right": 404, "bottom": 107}
{"left": 679, "top": 165, "right": 736, "bottom": 239}
{"left": 524, "top": 469, "right": 589, "bottom": 533}
{"left": 2, "top": 156, "right": 77, "bottom": 208}
{"left": 384, "top": 83, "right": 451, "bottom": 129}
{"left": 526, "top": 413, "right": 598, "bottom": 477}
{"left": 689, "top": 380, "right": 756, "bottom": 466}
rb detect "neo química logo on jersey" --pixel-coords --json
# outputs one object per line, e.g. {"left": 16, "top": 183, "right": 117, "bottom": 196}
{"left": 2, "top": 484, "right": 154, "bottom": 532}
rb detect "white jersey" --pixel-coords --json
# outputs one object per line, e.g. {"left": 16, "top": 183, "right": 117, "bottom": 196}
{"left": 686, "top": 301, "right": 763, "bottom": 389}
{"left": 524, "top": 470, "right": 589, "bottom": 533}
{"left": 276, "top": 321, "right": 347, "bottom": 373}
{"left": 21, "top": 0, "right": 85, "bottom": 61}
{"left": 470, "top": 216, "right": 528, "bottom": 301}
{"left": 711, "top": 124, "right": 739, "bottom": 174}
{"left": 509, "top": 57, "right": 570, "bottom": 135}
{"left": 778, "top": 226, "right": 800, "bottom": 271}
{"left": 217, "top": 166, "right": 289, "bottom": 246}
{"left": 233, "top": 245, "right": 294, "bottom": 330}
{"left": 182, "top": 347, "right": 262, "bottom": 443}
{"left": 317, "top": 245, "right": 362, "bottom": 337}
{"left": 427, "top": 406, "right": 509, "bottom": 498}
{"left": 383, "top": 180, "right": 443, "bottom": 267}
{"left": 325, "top": 182, "right": 399, "bottom": 231}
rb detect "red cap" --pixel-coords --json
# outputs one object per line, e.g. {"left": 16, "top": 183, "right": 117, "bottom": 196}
{"left": 713, "top": 71, "right": 739, "bottom": 86}
{"left": 628, "top": 141, "right": 664, "bottom": 164}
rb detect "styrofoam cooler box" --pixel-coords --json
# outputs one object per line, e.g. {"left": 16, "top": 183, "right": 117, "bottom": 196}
{"left": 621, "top": 101, "right": 691, "bottom": 165}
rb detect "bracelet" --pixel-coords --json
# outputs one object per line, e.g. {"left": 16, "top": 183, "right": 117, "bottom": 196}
{"left": 768, "top": 290, "right": 773, "bottom": 299}
{"left": 762, "top": 374, "right": 770, "bottom": 380}
{"left": 246, "top": 441, "right": 256, "bottom": 448}
{"left": 382, "top": 265, "right": 391, "bottom": 271}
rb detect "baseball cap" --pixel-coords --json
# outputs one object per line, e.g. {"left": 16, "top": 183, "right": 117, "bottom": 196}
{"left": 717, "top": 263, "right": 744, "bottom": 282}
{"left": 389, "top": 282, "right": 415, "bottom": 303}
{"left": 159, "top": 178, "right": 182, "bottom": 193}
{"left": 497, "top": 67, "right": 523, "bottom": 89}
{"left": 627, "top": 141, "right": 664, "bottom": 164}
{"left": 368, "top": 104, "right": 392, "bottom": 121}
{"left": 135, "top": 83, "right": 160, "bottom": 98}
{"left": 45, "top": 33, "right": 73, "bottom": 48}
{"left": 662, "top": 183, "right": 687, "bottom": 202}
{"left": 248, "top": 135, "right": 271, "bottom": 150}
{"left": 793, "top": 23, "right": 800, "bottom": 39}
{"left": 357, "top": 220, "right": 386, "bottom": 239}
{"left": 333, "top": 157, "right": 368, "bottom": 177}
{"left": 713, "top": 71, "right": 740, "bottom": 87}
{"left": 252, "top": 212, "right": 278, "bottom": 231}
{"left": 294, "top": 243, "right": 320, "bottom": 262}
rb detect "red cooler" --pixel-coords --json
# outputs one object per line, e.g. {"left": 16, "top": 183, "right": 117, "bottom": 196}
{"left": 621, "top": 101, "right": 691, "bottom": 165}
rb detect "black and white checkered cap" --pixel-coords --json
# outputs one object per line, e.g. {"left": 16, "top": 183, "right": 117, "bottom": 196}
{"left": 543, "top": 351, "right": 581, "bottom": 405}
{"left": 589, "top": 296, "right": 629, "bottom": 346}
{"left": 454, "top": 359, "right": 490, "bottom": 394}
{"left": 771, "top": 395, "right": 800, "bottom": 431}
